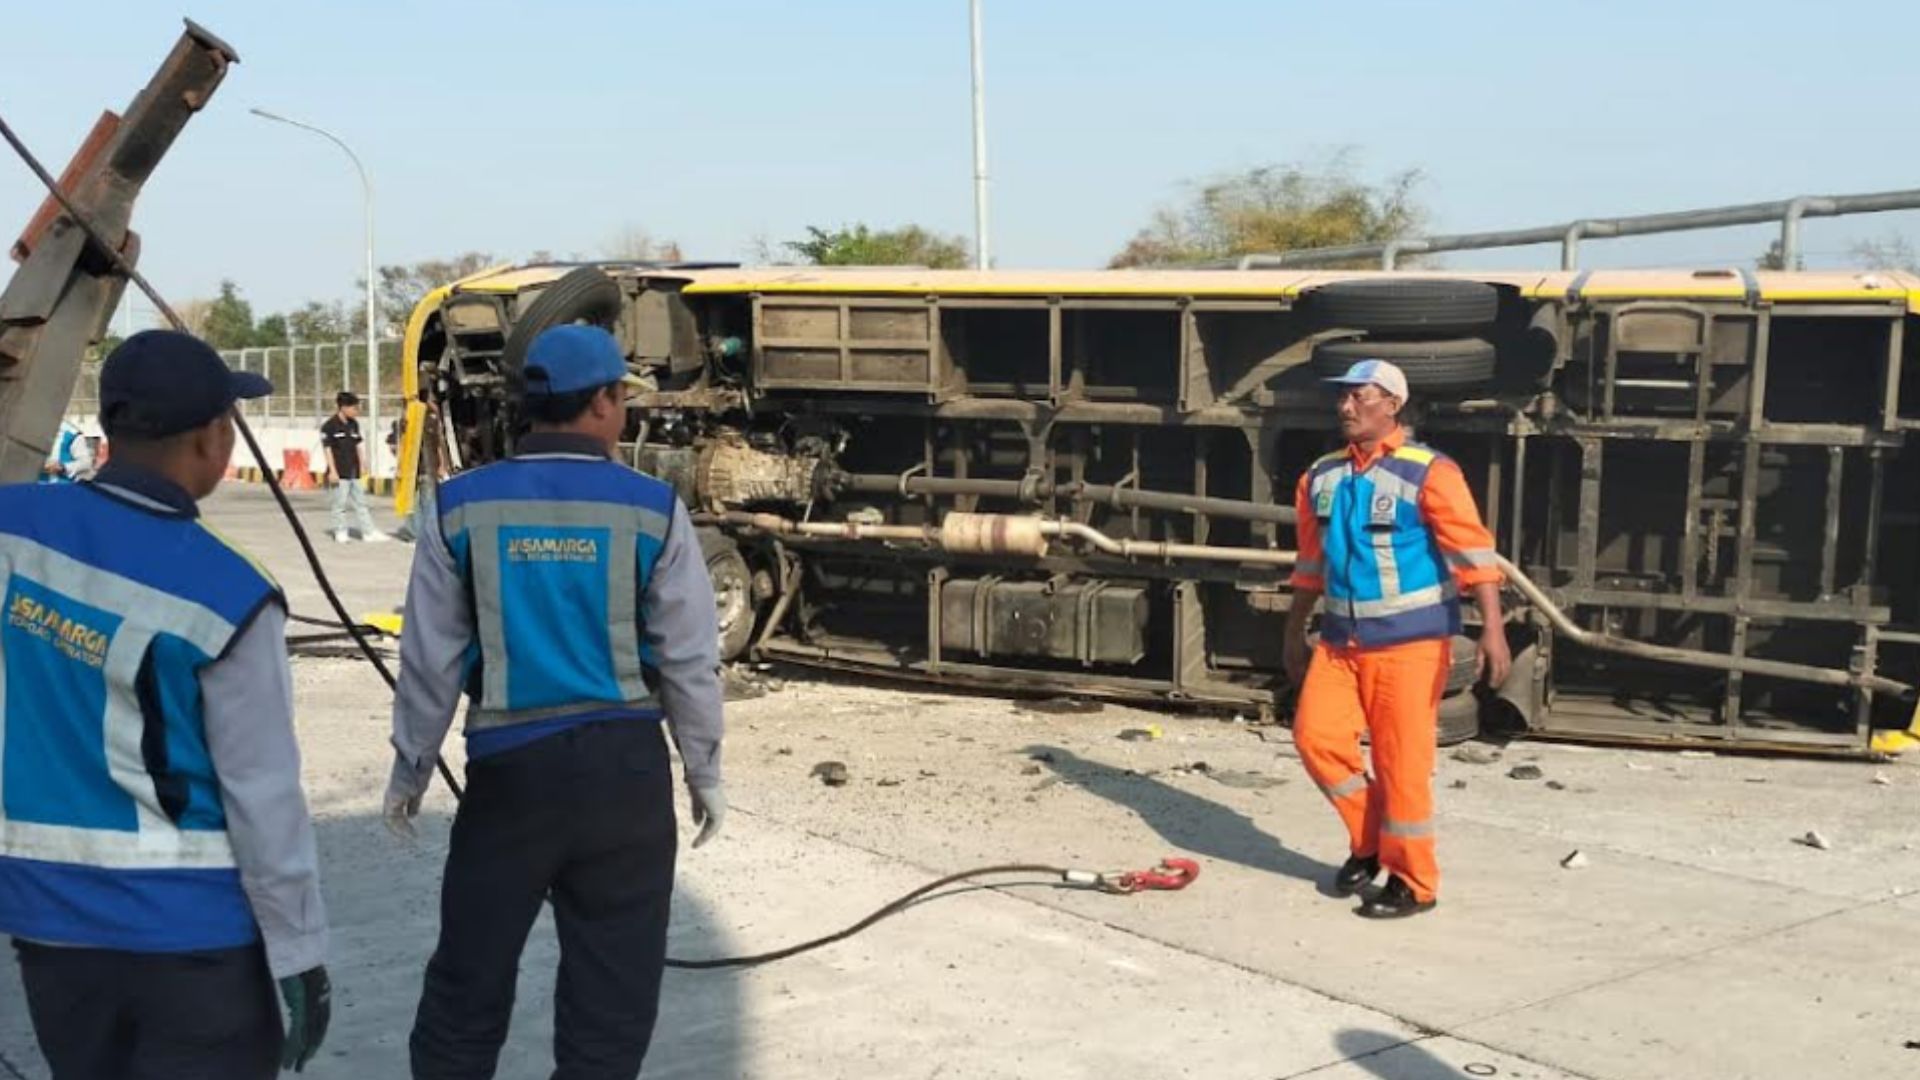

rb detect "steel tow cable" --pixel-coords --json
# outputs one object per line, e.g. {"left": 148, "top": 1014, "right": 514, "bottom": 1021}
{"left": 1, "top": 110, "right": 1202, "bottom": 969}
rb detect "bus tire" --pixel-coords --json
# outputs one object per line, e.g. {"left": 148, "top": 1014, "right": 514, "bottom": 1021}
{"left": 1312, "top": 337, "right": 1497, "bottom": 392}
{"left": 1437, "top": 691, "right": 1482, "bottom": 746}
{"left": 500, "top": 267, "right": 624, "bottom": 395}
{"left": 1310, "top": 278, "right": 1498, "bottom": 335}
{"left": 700, "top": 528, "right": 757, "bottom": 662}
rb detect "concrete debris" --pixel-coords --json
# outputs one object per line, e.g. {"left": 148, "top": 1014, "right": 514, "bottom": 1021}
{"left": 810, "top": 761, "right": 851, "bottom": 787}
{"left": 1560, "top": 850, "right": 1590, "bottom": 870}
{"left": 1209, "top": 770, "right": 1286, "bottom": 791}
{"left": 1546, "top": 780, "right": 1567, "bottom": 791}
{"left": 1118, "top": 725, "right": 1164, "bottom": 742}
{"left": 1449, "top": 779, "right": 1469, "bottom": 790}
{"left": 877, "top": 777, "right": 903, "bottom": 788}
{"left": 775, "top": 747, "right": 794, "bottom": 756}
{"left": 1508, "top": 765, "right": 1545, "bottom": 781}
{"left": 1873, "top": 772, "right": 1894, "bottom": 786}
{"left": 918, "top": 769, "right": 939, "bottom": 779}
{"left": 1170, "top": 761, "right": 1212, "bottom": 775}
{"left": 1678, "top": 750, "right": 1715, "bottom": 759}
{"left": 1795, "top": 830, "right": 1833, "bottom": 851}
{"left": 1016, "top": 696, "right": 1105, "bottom": 716}
{"left": 1020, "top": 764, "right": 1044, "bottom": 777}
{"left": 721, "top": 665, "right": 771, "bottom": 702}
{"left": 1451, "top": 745, "right": 1502, "bottom": 766}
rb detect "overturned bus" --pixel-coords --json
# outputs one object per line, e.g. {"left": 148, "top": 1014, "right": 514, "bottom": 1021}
{"left": 394, "top": 263, "right": 1920, "bottom": 754}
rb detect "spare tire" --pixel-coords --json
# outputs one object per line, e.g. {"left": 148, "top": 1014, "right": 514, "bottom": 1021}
{"left": 1446, "top": 635, "right": 1479, "bottom": 694}
{"left": 1310, "top": 278, "right": 1498, "bottom": 335}
{"left": 500, "top": 267, "right": 624, "bottom": 394}
{"left": 1437, "top": 691, "right": 1482, "bottom": 746}
{"left": 1311, "top": 337, "right": 1497, "bottom": 392}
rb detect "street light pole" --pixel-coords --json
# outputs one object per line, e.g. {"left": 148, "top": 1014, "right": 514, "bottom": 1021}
{"left": 249, "top": 107, "right": 381, "bottom": 477}
{"left": 969, "top": 0, "right": 990, "bottom": 270}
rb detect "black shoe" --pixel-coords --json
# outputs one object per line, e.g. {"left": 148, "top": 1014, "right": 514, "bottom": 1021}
{"left": 1332, "top": 855, "right": 1380, "bottom": 897}
{"left": 1356, "top": 876, "right": 1437, "bottom": 919}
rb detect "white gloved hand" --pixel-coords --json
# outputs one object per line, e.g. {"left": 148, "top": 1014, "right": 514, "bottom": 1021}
{"left": 689, "top": 784, "right": 726, "bottom": 849}
{"left": 383, "top": 754, "right": 429, "bottom": 840}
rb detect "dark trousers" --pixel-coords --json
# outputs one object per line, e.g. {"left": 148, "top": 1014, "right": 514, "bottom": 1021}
{"left": 13, "top": 940, "right": 280, "bottom": 1080}
{"left": 411, "top": 719, "right": 678, "bottom": 1080}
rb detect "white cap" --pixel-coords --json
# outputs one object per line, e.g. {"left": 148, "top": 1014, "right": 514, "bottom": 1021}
{"left": 1323, "top": 358, "right": 1409, "bottom": 401}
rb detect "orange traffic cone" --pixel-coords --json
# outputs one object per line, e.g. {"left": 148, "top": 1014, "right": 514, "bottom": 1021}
{"left": 281, "top": 449, "right": 316, "bottom": 491}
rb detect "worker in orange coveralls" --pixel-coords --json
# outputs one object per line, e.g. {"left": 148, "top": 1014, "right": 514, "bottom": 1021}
{"left": 1283, "top": 359, "right": 1511, "bottom": 919}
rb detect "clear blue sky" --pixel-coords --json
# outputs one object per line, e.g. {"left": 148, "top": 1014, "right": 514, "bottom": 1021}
{"left": 4, "top": 1, "right": 1918, "bottom": 324}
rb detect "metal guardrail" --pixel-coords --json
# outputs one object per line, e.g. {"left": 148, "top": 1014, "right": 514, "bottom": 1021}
{"left": 1220, "top": 187, "right": 1920, "bottom": 271}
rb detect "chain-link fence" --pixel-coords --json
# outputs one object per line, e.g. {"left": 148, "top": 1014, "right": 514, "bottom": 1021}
{"left": 65, "top": 341, "right": 408, "bottom": 426}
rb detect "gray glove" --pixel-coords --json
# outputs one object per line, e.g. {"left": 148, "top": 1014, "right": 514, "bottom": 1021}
{"left": 383, "top": 752, "right": 431, "bottom": 839}
{"left": 689, "top": 784, "right": 726, "bottom": 848}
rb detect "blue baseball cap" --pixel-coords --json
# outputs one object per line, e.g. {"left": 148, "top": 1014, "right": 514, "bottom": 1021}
{"left": 98, "top": 330, "right": 272, "bottom": 438}
{"left": 521, "top": 325, "right": 643, "bottom": 397}
{"left": 1323, "top": 358, "right": 1409, "bottom": 401}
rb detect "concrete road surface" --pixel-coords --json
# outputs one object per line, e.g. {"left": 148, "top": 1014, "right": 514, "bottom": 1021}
{"left": 4, "top": 485, "right": 1916, "bottom": 1079}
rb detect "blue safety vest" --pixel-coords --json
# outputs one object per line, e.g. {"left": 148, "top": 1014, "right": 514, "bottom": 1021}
{"left": 0, "top": 482, "right": 280, "bottom": 952}
{"left": 437, "top": 451, "right": 677, "bottom": 757}
{"left": 1305, "top": 441, "right": 1460, "bottom": 648}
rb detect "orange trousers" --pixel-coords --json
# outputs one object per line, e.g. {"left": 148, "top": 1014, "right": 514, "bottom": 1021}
{"left": 1292, "top": 638, "right": 1449, "bottom": 902}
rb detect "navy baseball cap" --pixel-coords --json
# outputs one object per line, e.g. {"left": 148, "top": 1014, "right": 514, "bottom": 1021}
{"left": 98, "top": 330, "right": 272, "bottom": 438}
{"left": 521, "top": 325, "right": 643, "bottom": 397}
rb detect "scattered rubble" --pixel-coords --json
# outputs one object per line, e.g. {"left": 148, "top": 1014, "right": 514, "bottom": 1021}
{"left": 1795, "top": 830, "right": 1833, "bottom": 851}
{"left": 1561, "top": 850, "right": 1590, "bottom": 870}
{"left": 1016, "top": 697, "right": 1106, "bottom": 716}
{"left": 1546, "top": 780, "right": 1568, "bottom": 791}
{"left": 1451, "top": 745, "right": 1502, "bottom": 766}
{"left": 810, "top": 761, "right": 851, "bottom": 787}
{"left": 1118, "top": 725, "right": 1164, "bottom": 742}
{"left": 1020, "top": 764, "right": 1044, "bottom": 777}
{"left": 1208, "top": 770, "right": 1286, "bottom": 791}
{"left": 1873, "top": 773, "right": 1894, "bottom": 786}
{"left": 1449, "top": 779, "right": 1469, "bottom": 790}
{"left": 1508, "top": 765, "right": 1545, "bottom": 781}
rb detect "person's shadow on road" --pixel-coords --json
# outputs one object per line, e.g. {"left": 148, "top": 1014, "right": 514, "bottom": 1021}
{"left": 1020, "top": 743, "right": 1337, "bottom": 890}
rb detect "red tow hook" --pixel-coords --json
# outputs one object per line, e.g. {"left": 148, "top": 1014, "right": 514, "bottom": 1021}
{"left": 1114, "top": 857, "right": 1200, "bottom": 894}
{"left": 1065, "top": 857, "right": 1201, "bottom": 895}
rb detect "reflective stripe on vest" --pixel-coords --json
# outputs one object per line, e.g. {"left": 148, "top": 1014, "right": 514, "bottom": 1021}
{"left": 439, "top": 458, "right": 676, "bottom": 732}
{"left": 1309, "top": 442, "right": 1460, "bottom": 648}
{"left": 0, "top": 484, "right": 277, "bottom": 952}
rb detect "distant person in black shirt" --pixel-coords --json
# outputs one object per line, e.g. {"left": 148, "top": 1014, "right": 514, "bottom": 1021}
{"left": 319, "top": 391, "right": 388, "bottom": 543}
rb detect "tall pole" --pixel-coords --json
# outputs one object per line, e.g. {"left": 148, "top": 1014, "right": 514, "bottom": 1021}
{"left": 250, "top": 107, "right": 380, "bottom": 478}
{"left": 969, "top": 0, "right": 990, "bottom": 270}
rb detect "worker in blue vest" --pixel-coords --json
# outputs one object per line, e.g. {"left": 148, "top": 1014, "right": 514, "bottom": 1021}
{"left": 0, "top": 330, "right": 331, "bottom": 1077}
{"left": 38, "top": 418, "right": 94, "bottom": 483}
{"left": 385, "top": 324, "right": 725, "bottom": 1079}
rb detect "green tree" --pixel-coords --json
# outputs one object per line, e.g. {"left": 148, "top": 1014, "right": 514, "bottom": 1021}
{"left": 286, "top": 300, "right": 354, "bottom": 344}
{"left": 1108, "top": 154, "right": 1425, "bottom": 268}
{"left": 603, "top": 226, "right": 684, "bottom": 263}
{"left": 1756, "top": 239, "right": 1801, "bottom": 271}
{"left": 253, "top": 313, "right": 290, "bottom": 348}
{"left": 786, "top": 224, "right": 971, "bottom": 268}
{"left": 200, "top": 280, "right": 259, "bottom": 349}
{"left": 368, "top": 252, "right": 498, "bottom": 334}
{"left": 1848, "top": 233, "right": 1919, "bottom": 273}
